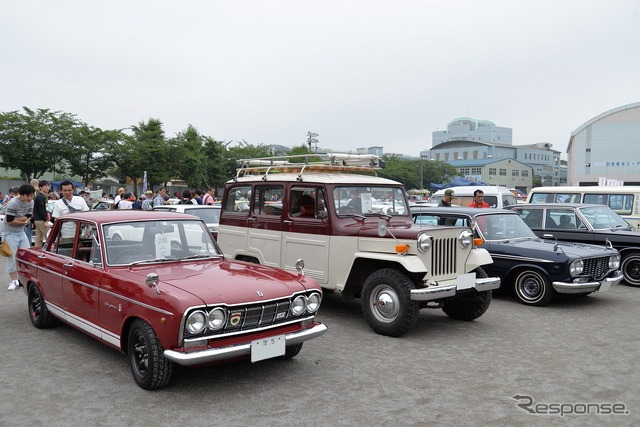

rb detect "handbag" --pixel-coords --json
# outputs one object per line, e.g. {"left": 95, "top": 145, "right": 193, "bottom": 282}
{"left": 0, "top": 240, "right": 11, "bottom": 257}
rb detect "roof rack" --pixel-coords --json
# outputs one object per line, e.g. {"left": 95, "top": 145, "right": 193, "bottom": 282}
{"left": 234, "top": 153, "right": 385, "bottom": 181}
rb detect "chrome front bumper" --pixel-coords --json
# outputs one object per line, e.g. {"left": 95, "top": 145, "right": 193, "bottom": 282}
{"left": 410, "top": 275, "right": 501, "bottom": 302}
{"left": 552, "top": 271, "right": 624, "bottom": 294}
{"left": 163, "top": 323, "right": 328, "bottom": 366}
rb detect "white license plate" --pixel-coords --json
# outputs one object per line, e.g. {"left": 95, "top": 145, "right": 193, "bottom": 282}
{"left": 457, "top": 273, "right": 476, "bottom": 290}
{"left": 251, "top": 335, "right": 285, "bottom": 362}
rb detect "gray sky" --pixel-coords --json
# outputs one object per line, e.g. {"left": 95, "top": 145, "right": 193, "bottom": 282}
{"left": 3, "top": 1, "right": 639, "bottom": 158}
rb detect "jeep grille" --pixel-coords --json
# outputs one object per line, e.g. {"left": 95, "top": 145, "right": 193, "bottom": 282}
{"left": 431, "top": 237, "right": 458, "bottom": 276}
{"left": 583, "top": 256, "right": 611, "bottom": 280}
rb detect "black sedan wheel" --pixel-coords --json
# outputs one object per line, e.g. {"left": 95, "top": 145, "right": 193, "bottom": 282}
{"left": 28, "top": 284, "right": 55, "bottom": 329}
{"left": 621, "top": 253, "right": 640, "bottom": 287}
{"left": 128, "top": 319, "right": 172, "bottom": 390}
{"left": 513, "top": 269, "right": 554, "bottom": 306}
{"left": 362, "top": 268, "right": 419, "bottom": 337}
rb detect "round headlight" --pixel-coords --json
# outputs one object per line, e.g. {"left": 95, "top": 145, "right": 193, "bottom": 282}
{"left": 207, "top": 307, "right": 227, "bottom": 330}
{"left": 291, "top": 295, "right": 307, "bottom": 316}
{"left": 186, "top": 310, "right": 207, "bottom": 334}
{"left": 570, "top": 259, "right": 584, "bottom": 276}
{"left": 459, "top": 230, "right": 473, "bottom": 249}
{"left": 306, "top": 293, "right": 321, "bottom": 313}
{"left": 417, "top": 233, "right": 431, "bottom": 253}
{"left": 609, "top": 254, "right": 621, "bottom": 269}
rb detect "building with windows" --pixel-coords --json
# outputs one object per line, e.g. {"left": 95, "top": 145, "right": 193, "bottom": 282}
{"left": 443, "top": 158, "right": 533, "bottom": 193}
{"left": 567, "top": 102, "right": 640, "bottom": 186}
{"left": 426, "top": 117, "right": 562, "bottom": 190}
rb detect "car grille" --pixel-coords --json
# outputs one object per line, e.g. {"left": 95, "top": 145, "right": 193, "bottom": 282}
{"left": 583, "top": 256, "right": 611, "bottom": 280}
{"left": 183, "top": 297, "right": 305, "bottom": 341}
{"left": 431, "top": 237, "right": 458, "bottom": 276}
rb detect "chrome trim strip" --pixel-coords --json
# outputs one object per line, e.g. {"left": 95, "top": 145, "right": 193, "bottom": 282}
{"left": 490, "top": 254, "right": 555, "bottom": 263}
{"left": 410, "top": 277, "right": 501, "bottom": 301}
{"left": 164, "top": 323, "right": 328, "bottom": 366}
{"left": 44, "top": 301, "right": 123, "bottom": 348}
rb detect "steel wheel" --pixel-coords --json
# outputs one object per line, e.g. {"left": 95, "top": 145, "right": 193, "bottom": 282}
{"left": 621, "top": 254, "right": 640, "bottom": 286}
{"left": 513, "top": 269, "right": 554, "bottom": 306}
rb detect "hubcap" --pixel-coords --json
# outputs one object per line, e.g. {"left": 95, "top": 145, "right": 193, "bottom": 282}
{"left": 371, "top": 285, "right": 400, "bottom": 323}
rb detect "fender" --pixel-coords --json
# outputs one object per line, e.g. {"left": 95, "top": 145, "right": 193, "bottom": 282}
{"left": 466, "top": 247, "right": 494, "bottom": 273}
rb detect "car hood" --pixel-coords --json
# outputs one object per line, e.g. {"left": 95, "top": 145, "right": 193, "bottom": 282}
{"left": 485, "top": 237, "right": 616, "bottom": 259}
{"left": 111, "top": 259, "right": 316, "bottom": 305}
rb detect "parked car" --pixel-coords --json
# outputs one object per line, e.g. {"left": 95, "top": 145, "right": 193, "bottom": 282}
{"left": 16, "top": 210, "right": 326, "bottom": 389}
{"left": 410, "top": 206, "right": 623, "bottom": 306}
{"left": 153, "top": 204, "right": 221, "bottom": 239}
{"left": 218, "top": 153, "right": 500, "bottom": 337}
{"left": 511, "top": 203, "right": 640, "bottom": 286}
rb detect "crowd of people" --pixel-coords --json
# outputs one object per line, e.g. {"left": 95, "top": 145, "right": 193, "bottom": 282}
{"left": 1, "top": 180, "right": 220, "bottom": 291}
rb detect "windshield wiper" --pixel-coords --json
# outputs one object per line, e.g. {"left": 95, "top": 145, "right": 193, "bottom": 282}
{"left": 128, "top": 257, "right": 179, "bottom": 267}
{"left": 180, "top": 253, "right": 221, "bottom": 261}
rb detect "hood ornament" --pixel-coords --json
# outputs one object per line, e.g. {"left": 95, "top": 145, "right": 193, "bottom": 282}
{"left": 256, "top": 290, "right": 264, "bottom": 297}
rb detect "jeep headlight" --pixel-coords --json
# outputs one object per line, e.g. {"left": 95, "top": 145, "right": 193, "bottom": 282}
{"left": 306, "top": 292, "right": 321, "bottom": 314}
{"left": 417, "top": 233, "right": 431, "bottom": 253}
{"left": 570, "top": 259, "right": 584, "bottom": 276}
{"left": 609, "top": 254, "right": 621, "bottom": 269}
{"left": 207, "top": 307, "right": 227, "bottom": 330}
{"left": 458, "top": 230, "right": 473, "bottom": 249}
{"left": 291, "top": 295, "right": 307, "bottom": 316}
{"left": 186, "top": 310, "right": 207, "bottom": 334}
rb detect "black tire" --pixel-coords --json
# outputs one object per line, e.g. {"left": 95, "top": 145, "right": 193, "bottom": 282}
{"left": 621, "top": 253, "right": 640, "bottom": 287}
{"left": 28, "top": 284, "right": 55, "bottom": 329}
{"left": 128, "top": 319, "right": 172, "bottom": 390}
{"left": 278, "top": 343, "right": 303, "bottom": 360}
{"left": 361, "top": 269, "right": 419, "bottom": 337}
{"left": 513, "top": 269, "right": 554, "bottom": 306}
{"left": 442, "top": 268, "right": 492, "bottom": 321}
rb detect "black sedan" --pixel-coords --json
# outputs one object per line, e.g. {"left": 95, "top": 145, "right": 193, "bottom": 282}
{"left": 411, "top": 206, "right": 623, "bottom": 306}
{"left": 511, "top": 203, "right": 640, "bottom": 286}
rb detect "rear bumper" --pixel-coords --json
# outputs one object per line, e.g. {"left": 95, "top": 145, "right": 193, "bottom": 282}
{"left": 552, "top": 271, "right": 624, "bottom": 294}
{"left": 410, "top": 275, "right": 501, "bottom": 302}
{"left": 163, "top": 323, "right": 327, "bottom": 366}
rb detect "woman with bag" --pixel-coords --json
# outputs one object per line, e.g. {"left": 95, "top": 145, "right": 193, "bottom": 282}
{"left": 3, "top": 184, "right": 35, "bottom": 291}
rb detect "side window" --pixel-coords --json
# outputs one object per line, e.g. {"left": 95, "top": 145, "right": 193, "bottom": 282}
{"left": 529, "top": 194, "right": 548, "bottom": 204}
{"left": 47, "top": 220, "right": 78, "bottom": 257}
{"left": 253, "top": 185, "right": 283, "bottom": 216}
{"left": 518, "top": 209, "right": 542, "bottom": 228}
{"left": 414, "top": 214, "right": 439, "bottom": 226}
{"left": 547, "top": 209, "right": 575, "bottom": 229}
{"left": 290, "top": 186, "right": 326, "bottom": 218}
{"left": 225, "top": 186, "right": 251, "bottom": 212}
{"left": 75, "top": 223, "right": 101, "bottom": 264}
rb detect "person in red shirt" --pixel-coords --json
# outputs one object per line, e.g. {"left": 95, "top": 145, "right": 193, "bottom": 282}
{"left": 469, "top": 189, "right": 490, "bottom": 208}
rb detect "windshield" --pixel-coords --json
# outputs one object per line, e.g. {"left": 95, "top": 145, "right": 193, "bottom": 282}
{"left": 103, "top": 219, "right": 220, "bottom": 265}
{"left": 477, "top": 214, "right": 537, "bottom": 241}
{"left": 333, "top": 186, "right": 408, "bottom": 216}
{"left": 578, "top": 206, "right": 630, "bottom": 229}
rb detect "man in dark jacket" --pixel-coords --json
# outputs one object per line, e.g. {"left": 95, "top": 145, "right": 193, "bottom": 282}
{"left": 32, "top": 180, "right": 50, "bottom": 247}
{"left": 438, "top": 189, "right": 455, "bottom": 207}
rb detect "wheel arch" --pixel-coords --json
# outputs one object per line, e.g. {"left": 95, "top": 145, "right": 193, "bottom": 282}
{"left": 342, "top": 257, "right": 423, "bottom": 299}
{"left": 503, "top": 263, "right": 551, "bottom": 288}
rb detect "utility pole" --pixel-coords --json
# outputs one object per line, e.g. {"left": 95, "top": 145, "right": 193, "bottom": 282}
{"left": 307, "top": 131, "right": 319, "bottom": 152}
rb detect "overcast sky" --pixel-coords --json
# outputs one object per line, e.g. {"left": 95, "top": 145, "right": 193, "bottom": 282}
{"left": 3, "top": 1, "right": 639, "bottom": 158}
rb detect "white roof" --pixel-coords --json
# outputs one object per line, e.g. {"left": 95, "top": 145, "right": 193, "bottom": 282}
{"left": 228, "top": 172, "right": 401, "bottom": 186}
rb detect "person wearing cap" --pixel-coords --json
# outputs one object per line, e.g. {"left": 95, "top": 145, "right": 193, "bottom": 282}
{"left": 113, "top": 187, "right": 126, "bottom": 205}
{"left": 439, "top": 189, "right": 454, "bottom": 207}
{"left": 141, "top": 191, "right": 154, "bottom": 210}
{"left": 469, "top": 189, "right": 490, "bottom": 208}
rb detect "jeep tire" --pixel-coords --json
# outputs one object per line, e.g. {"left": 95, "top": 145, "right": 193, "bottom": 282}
{"left": 442, "top": 267, "right": 492, "bottom": 321}
{"left": 362, "top": 268, "right": 419, "bottom": 337}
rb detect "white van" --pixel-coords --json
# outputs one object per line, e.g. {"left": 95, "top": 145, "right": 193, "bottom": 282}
{"left": 426, "top": 186, "right": 518, "bottom": 209}
{"left": 527, "top": 186, "right": 640, "bottom": 229}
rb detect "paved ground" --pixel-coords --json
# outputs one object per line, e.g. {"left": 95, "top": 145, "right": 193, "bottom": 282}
{"left": 1, "top": 253, "right": 639, "bottom": 426}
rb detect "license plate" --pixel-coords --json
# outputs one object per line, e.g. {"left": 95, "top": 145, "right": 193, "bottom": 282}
{"left": 457, "top": 273, "right": 476, "bottom": 290}
{"left": 251, "top": 335, "right": 285, "bottom": 362}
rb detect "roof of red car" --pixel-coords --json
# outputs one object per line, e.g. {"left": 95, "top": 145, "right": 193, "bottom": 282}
{"left": 56, "top": 210, "right": 198, "bottom": 224}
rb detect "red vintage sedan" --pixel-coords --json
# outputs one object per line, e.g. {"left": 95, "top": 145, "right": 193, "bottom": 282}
{"left": 16, "top": 210, "right": 326, "bottom": 389}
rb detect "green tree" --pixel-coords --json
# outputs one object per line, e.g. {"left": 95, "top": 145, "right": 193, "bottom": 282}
{"left": 171, "top": 124, "right": 206, "bottom": 188}
{"left": 202, "top": 136, "right": 232, "bottom": 191}
{"left": 65, "top": 125, "right": 122, "bottom": 188}
{"left": 0, "top": 107, "right": 81, "bottom": 181}
{"left": 378, "top": 155, "right": 420, "bottom": 188}
{"left": 421, "top": 160, "right": 459, "bottom": 190}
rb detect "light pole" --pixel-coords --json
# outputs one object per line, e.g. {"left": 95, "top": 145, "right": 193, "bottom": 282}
{"left": 419, "top": 154, "right": 429, "bottom": 190}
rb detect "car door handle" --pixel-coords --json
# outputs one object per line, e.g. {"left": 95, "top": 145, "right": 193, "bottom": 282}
{"left": 247, "top": 217, "right": 256, "bottom": 223}
{"left": 63, "top": 262, "right": 74, "bottom": 269}
{"left": 542, "top": 234, "right": 554, "bottom": 238}
{"left": 283, "top": 220, "right": 293, "bottom": 225}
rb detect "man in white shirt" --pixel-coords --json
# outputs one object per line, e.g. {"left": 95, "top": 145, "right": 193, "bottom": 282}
{"left": 51, "top": 180, "right": 90, "bottom": 239}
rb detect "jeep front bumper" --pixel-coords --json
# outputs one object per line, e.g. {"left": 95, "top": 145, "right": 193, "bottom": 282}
{"left": 409, "top": 273, "right": 501, "bottom": 302}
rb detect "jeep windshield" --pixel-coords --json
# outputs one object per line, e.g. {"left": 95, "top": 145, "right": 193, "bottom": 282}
{"left": 334, "top": 186, "right": 408, "bottom": 216}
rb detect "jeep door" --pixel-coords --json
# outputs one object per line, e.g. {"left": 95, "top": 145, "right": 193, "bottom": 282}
{"left": 246, "top": 185, "right": 285, "bottom": 268}
{"left": 282, "top": 186, "right": 330, "bottom": 284}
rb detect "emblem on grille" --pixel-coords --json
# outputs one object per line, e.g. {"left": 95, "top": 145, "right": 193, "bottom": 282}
{"left": 256, "top": 290, "right": 264, "bottom": 297}
{"left": 229, "top": 312, "right": 242, "bottom": 326}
